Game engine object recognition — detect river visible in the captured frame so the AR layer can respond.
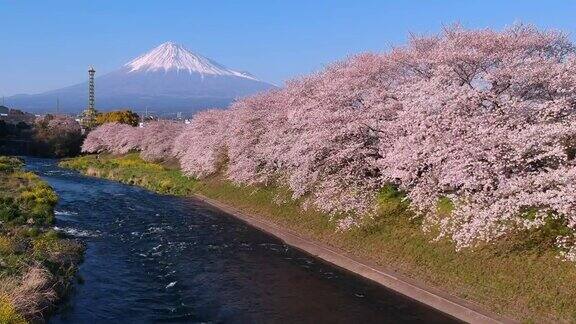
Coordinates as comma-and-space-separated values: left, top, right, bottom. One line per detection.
25, 158, 458, 323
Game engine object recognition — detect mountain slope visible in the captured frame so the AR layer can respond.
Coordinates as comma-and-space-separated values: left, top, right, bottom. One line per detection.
7, 42, 275, 115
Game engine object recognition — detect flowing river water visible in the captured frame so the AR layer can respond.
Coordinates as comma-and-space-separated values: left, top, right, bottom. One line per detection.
25, 158, 459, 323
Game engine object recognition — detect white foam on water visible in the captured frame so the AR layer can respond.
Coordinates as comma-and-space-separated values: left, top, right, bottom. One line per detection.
55, 210, 78, 216
165, 281, 177, 289
54, 226, 100, 238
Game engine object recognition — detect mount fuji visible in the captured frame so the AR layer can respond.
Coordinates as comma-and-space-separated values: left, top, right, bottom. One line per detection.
7, 42, 275, 115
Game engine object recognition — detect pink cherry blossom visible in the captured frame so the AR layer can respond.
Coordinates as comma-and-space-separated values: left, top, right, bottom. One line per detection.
173, 109, 230, 177
82, 122, 142, 154
139, 121, 184, 162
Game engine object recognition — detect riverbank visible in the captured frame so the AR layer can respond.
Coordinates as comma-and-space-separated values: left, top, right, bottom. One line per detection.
60, 154, 576, 323
0, 156, 84, 323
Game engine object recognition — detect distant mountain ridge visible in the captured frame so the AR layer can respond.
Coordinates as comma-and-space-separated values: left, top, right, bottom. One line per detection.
6, 42, 275, 115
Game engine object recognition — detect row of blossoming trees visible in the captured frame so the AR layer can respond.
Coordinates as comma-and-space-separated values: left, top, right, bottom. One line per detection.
83, 25, 576, 259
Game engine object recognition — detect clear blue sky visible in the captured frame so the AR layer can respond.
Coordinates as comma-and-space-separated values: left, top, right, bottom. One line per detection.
2, 0, 576, 96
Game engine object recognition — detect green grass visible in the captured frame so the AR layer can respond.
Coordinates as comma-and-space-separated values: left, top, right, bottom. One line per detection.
60, 154, 197, 196
0, 156, 84, 323
61, 153, 576, 323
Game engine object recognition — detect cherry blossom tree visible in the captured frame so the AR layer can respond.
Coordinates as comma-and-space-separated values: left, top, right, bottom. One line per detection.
82, 122, 142, 154
81, 123, 109, 153
173, 109, 230, 177
34, 114, 83, 157
139, 121, 184, 162
378, 25, 576, 248
226, 89, 291, 185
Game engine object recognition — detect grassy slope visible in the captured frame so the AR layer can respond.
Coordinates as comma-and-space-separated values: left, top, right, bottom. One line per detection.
0, 156, 84, 323
60, 154, 576, 323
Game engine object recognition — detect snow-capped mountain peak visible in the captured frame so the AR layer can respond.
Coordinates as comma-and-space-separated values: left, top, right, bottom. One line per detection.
124, 42, 257, 80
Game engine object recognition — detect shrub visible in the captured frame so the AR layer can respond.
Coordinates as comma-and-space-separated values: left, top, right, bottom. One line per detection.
0, 157, 23, 172
96, 110, 140, 126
